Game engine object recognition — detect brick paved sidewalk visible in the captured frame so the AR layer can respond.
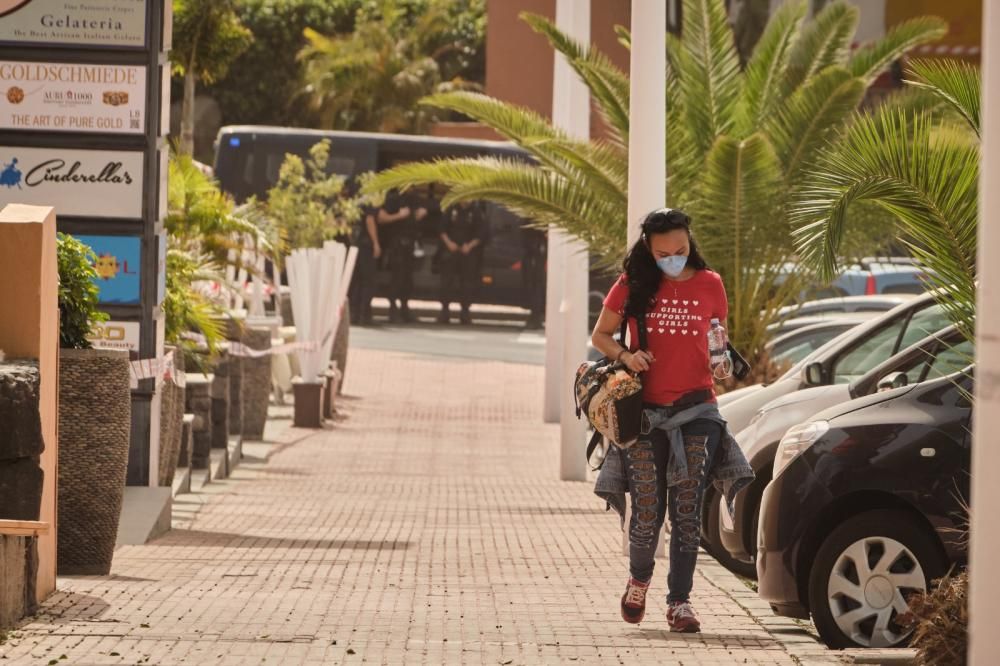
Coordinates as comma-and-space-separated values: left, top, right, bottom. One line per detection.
2, 348, 849, 665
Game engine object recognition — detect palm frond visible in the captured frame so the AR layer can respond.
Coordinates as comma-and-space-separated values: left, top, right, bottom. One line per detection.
418, 91, 629, 203
768, 66, 865, 181
791, 109, 978, 337
363, 156, 627, 269
784, 1, 859, 94
418, 91, 575, 171
848, 16, 947, 84
615, 24, 631, 51
522, 13, 631, 146
737, 0, 807, 134
677, 0, 742, 155
694, 133, 786, 347
906, 58, 982, 136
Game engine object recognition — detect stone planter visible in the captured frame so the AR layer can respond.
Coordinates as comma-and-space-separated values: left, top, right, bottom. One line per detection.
184, 374, 213, 469
157, 347, 185, 487
0, 361, 43, 521
240, 326, 272, 440
330, 302, 350, 396
322, 369, 339, 421
57, 348, 130, 575
222, 316, 245, 438
210, 346, 231, 449
292, 379, 324, 428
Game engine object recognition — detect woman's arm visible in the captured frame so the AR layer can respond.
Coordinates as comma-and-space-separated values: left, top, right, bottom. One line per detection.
591, 307, 653, 372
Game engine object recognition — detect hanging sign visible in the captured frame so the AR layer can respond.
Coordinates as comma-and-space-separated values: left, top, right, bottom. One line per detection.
0, 60, 146, 134
0, 0, 148, 49
75, 234, 142, 305
0, 146, 144, 218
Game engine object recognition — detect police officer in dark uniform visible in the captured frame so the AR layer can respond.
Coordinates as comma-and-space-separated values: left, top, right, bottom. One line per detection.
438, 200, 488, 325
377, 189, 428, 323
348, 200, 381, 326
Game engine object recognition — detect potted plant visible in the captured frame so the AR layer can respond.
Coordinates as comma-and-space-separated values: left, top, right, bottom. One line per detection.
56, 233, 132, 575
264, 141, 359, 425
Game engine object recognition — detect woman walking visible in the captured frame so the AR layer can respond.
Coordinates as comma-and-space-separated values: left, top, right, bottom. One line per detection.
591, 208, 753, 633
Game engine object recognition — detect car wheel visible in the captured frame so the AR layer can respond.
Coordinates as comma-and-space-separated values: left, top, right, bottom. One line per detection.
807, 509, 945, 649
701, 487, 757, 579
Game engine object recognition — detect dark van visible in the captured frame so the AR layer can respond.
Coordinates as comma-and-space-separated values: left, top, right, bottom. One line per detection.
214, 125, 605, 317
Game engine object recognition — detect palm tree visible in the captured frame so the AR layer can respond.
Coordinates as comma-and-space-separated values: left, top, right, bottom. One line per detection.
791, 58, 980, 340
298, 0, 485, 133
365, 0, 946, 366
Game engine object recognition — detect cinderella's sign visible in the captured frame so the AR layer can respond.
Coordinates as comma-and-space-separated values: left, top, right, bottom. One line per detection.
0, 0, 147, 48
0, 146, 144, 218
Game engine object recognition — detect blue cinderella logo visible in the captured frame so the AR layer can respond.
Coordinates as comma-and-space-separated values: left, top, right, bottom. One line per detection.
0, 157, 21, 189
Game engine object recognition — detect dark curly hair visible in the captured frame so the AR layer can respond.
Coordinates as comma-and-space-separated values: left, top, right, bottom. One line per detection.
623, 208, 709, 317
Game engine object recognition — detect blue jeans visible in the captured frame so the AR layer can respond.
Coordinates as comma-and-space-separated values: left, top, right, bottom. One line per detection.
621, 416, 721, 603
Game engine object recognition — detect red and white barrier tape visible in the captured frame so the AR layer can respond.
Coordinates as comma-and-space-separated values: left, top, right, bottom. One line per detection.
129, 350, 186, 388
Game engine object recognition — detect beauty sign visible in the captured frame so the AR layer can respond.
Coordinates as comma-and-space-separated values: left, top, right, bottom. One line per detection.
75, 234, 141, 305
0, 60, 146, 134
87, 320, 140, 353
0, 0, 147, 49
0, 146, 144, 218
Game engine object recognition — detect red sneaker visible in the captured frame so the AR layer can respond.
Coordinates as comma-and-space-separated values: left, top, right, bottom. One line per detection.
620, 577, 649, 624
667, 601, 701, 633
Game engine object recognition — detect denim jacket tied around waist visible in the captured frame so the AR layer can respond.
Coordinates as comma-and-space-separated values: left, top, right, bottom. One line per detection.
594, 400, 754, 528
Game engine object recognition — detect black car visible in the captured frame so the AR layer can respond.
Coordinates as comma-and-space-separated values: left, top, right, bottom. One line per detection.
757, 368, 972, 649
716, 325, 971, 578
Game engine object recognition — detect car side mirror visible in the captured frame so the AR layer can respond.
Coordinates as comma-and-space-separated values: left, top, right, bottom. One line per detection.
804, 362, 824, 387
877, 371, 908, 392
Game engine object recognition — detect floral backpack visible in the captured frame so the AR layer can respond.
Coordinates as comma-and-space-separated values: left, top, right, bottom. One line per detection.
574, 312, 647, 468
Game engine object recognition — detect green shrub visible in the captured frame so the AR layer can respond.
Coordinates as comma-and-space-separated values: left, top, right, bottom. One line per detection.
56, 233, 108, 350
204, 0, 362, 127
265, 139, 358, 248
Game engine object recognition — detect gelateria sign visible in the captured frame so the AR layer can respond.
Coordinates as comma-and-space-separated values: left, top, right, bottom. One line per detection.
0, 146, 144, 218
0, 61, 146, 133
0, 0, 147, 48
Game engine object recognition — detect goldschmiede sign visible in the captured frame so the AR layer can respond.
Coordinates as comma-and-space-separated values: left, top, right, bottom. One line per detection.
0, 0, 147, 48
0, 61, 146, 133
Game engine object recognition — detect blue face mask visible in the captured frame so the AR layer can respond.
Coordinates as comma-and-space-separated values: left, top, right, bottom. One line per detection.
656, 255, 688, 277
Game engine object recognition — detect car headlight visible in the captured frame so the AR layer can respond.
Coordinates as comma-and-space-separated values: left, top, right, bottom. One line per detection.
773, 421, 829, 477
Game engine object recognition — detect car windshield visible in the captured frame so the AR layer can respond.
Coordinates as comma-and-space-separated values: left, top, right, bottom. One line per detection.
831, 303, 949, 384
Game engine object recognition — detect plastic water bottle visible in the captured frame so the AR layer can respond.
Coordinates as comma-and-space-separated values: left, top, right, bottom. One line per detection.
708, 318, 728, 366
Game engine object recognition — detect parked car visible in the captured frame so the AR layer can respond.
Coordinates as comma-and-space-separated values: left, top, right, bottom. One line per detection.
828, 261, 930, 297
766, 315, 875, 367
756, 368, 972, 649
767, 311, 878, 336
775, 259, 930, 300
700, 293, 953, 568
721, 292, 952, 436
716, 325, 971, 579
775, 294, 916, 320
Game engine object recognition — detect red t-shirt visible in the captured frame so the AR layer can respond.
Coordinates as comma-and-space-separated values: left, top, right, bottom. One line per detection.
603, 270, 729, 405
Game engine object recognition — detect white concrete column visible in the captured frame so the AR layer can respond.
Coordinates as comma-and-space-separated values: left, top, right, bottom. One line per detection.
550, 0, 591, 481
543, 229, 565, 423
969, 2, 1000, 662
626, 0, 667, 249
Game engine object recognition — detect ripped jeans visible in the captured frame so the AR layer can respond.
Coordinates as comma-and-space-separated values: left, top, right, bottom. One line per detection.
622, 415, 721, 603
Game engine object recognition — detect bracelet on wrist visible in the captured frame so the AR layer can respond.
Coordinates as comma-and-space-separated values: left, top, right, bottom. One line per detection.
615, 349, 629, 363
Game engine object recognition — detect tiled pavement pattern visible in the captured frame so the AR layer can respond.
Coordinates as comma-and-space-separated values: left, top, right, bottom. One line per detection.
2, 349, 881, 665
